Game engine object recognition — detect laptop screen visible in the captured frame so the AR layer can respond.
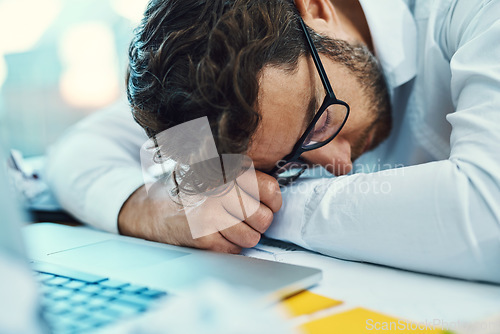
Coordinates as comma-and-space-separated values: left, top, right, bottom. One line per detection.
0, 144, 27, 259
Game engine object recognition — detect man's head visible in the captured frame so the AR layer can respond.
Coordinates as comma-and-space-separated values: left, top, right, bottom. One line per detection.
127, 0, 391, 177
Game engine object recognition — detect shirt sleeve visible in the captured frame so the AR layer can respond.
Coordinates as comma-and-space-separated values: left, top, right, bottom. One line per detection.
266, 0, 500, 284
45, 100, 150, 233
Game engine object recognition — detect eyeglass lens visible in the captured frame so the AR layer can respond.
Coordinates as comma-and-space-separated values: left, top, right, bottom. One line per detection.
302, 103, 348, 148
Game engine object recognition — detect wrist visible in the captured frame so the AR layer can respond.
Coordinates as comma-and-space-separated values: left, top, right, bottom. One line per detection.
118, 185, 148, 237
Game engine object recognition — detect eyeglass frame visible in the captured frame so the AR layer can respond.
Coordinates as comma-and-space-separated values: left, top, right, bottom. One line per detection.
268, 16, 350, 186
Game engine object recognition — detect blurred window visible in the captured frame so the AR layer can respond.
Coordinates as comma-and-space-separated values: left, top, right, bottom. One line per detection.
0, 0, 149, 156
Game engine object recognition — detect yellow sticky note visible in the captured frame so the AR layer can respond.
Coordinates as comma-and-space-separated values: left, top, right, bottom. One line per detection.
301, 308, 448, 334
282, 291, 342, 317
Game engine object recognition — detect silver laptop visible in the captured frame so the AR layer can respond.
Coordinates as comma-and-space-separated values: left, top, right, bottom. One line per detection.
0, 147, 321, 333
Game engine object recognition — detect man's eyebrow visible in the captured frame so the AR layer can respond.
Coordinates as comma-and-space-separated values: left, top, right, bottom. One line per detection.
305, 93, 319, 127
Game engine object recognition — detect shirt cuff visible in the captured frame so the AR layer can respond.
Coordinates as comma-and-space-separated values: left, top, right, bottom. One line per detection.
265, 177, 325, 248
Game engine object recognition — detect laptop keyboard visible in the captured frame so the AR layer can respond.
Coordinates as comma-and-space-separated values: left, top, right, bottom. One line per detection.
32, 261, 168, 334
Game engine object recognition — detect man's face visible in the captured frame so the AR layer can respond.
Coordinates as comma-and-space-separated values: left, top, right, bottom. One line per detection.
249, 49, 390, 176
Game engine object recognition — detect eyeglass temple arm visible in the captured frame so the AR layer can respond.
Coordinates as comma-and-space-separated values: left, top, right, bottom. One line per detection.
298, 17, 336, 98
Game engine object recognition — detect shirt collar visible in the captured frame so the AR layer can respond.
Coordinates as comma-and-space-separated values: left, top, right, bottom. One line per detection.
359, 0, 417, 89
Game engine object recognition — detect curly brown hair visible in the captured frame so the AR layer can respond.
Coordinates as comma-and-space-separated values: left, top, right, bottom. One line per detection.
127, 0, 308, 158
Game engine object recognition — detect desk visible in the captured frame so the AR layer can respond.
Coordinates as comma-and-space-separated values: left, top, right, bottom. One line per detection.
26, 222, 500, 333
245, 239, 500, 331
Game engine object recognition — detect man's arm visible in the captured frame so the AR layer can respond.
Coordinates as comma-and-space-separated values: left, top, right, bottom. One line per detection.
266, 1, 500, 284
118, 171, 281, 253
268, 161, 500, 283
46, 100, 149, 233
46, 100, 281, 251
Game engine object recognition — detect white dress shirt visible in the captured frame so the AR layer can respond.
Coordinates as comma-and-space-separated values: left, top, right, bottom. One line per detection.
46, 0, 500, 283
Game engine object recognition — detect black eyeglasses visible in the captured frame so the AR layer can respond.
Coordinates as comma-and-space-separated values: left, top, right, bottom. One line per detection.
268, 17, 350, 187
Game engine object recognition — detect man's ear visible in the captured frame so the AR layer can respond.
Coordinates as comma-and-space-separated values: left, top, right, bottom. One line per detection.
294, 0, 336, 30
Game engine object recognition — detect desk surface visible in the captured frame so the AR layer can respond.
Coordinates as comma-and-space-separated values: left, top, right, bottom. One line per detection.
30, 222, 500, 331
246, 239, 500, 327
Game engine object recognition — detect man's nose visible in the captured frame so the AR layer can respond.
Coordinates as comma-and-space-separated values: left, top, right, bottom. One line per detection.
302, 138, 352, 176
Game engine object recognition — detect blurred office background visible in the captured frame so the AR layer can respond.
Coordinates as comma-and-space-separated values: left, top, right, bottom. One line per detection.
0, 0, 149, 157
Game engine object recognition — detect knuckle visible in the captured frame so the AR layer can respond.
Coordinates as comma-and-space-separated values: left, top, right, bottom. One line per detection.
263, 179, 280, 197
199, 233, 242, 254
251, 207, 274, 232
216, 241, 242, 254
196, 234, 224, 251
244, 230, 261, 248
262, 209, 274, 229
208, 241, 231, 253
273, 194, 283, 212
260, 181, 281, 212
196, 237, 214, 250
228, 245, 242, 254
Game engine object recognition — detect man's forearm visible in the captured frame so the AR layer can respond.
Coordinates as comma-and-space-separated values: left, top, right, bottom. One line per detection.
268, 161, 500, 284
46, 102, 148, 232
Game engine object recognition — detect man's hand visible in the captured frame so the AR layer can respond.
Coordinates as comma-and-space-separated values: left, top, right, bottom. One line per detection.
118, 171, 282, 254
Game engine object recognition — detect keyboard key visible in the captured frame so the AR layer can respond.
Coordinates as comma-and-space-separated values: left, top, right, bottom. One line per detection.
107, 301, 143, 316
44, 312, 79, 332
39, 284, 58, 296
59, 311, 90, 322
99, 288, 121, 298
50, 287, 74, 300
63, 280, 87, 290
114, 294, 152, 309
32, 261, 107, 284
84, 310, 118, 323
48, 317, 77, 334
80, 284, 102, 294
86, 296, 109, 310
140, 289, 167, 299
44, 300, 73, 315
70, 305, 92, 315
44, 307, 69, 317
45, 277, 71, 286
75, 316, 111, 332
100, 279, 130, 289
122, 284, 147, 294
37, 272, 56, 282
69, 322, 96, 333
68, 292, 92, 305
98, 306, 123, 319
85, 314, 116, 328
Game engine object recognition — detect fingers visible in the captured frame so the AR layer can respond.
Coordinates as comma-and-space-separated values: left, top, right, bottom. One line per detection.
231, 170, 282, 213
198, 186, 271, 247
133, 165, 283, 253
217, 170, 279, 237
118, 181, 265, 255
244, 202, 274, 234
218, 183, 272, 233
196, 233, 242, 254
254, 171, 282, 213
219, 181, 260, 222
219, 222, 261, 248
